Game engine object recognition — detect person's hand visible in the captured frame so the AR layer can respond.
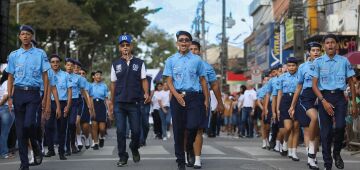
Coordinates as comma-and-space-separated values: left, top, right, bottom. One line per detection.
144, 93, 151, 104
288, 106, 295, 118
272, 112, 276, 122
64, 105, 69, 118
89, 107, 95, 119
108, 112, 114, 121
352, 100, 358, 118
204, 100, 209, 116
162, 108, 168, 114
8, 98, 13, 113
76, 115, 81, 125
56, 106, 61, 119
175, 93, 185, 107
263, 108, 268, 116
250, 109, 255, 116
322, 99, 334, 116
215, 102, 225, 114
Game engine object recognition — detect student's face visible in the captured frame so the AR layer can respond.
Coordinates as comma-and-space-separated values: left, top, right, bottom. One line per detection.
94, 73, 102, 82
19, 31, 32, 46
65, 62, 74, 73
163, 83, 169, 90
50, 58, 61, 71
324, 38, 337, 56
118, 42, 133, 56
286, 63, 298, 74
309, 47, 321, 60
79, 70, 86, 77
176, 35, 191, 54
189, 44, 200, 55
156, 84, 163, 91
73, 64, 80, 74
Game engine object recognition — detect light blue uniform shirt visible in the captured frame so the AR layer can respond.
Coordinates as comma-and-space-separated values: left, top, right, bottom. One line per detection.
89, 82, 109, 100
198, 61, 217, 90
39, 71, 56, 96
257, 87, 266, 100
277, 71, 299, 93
297, 61, 315, 90
49, 69, 72, 101
163, 52, 206, 92
310, 54, 355, 91
69, 73, 89, 99
266, 77, 280, 96
6, 47, 50, 87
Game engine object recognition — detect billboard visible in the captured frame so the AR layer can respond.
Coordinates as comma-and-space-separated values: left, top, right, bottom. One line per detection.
269, 30, 293, 67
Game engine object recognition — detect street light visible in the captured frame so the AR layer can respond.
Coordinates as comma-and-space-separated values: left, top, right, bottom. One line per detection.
16, 0, 35, 47
16, 0, 35, 24
241, 18, 253, 32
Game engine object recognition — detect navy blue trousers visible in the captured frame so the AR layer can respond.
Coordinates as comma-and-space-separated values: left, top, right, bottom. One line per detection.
13, 89, 41, 167
319, 91, 347, 169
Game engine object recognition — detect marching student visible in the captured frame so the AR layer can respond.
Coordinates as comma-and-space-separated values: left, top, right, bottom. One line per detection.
311, 34, 358, 170
276, 57, 300, 160
289, 42, 322, 169
90, 71, 111, 150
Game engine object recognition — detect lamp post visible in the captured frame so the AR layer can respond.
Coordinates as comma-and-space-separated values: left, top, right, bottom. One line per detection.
241, 18, 253, 32
16, 0, 35, 47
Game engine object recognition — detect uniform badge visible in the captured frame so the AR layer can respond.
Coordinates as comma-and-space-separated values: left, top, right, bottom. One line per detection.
310, 65, 315, 71
116, 64, 122, 73
132, 64, 139, 71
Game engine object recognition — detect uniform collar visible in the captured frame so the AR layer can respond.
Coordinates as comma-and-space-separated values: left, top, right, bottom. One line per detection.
19, 46, 35, 54
323, 54, 341, 62
177, 51, 192, 58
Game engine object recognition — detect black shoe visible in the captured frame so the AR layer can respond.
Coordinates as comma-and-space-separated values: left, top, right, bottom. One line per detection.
178, 163, 186, 170
65, 151, 71, 156
44, 150, 55, 157
308, 153, 316, 159
307, 164, 319, 170
186, 151, 195, 167
131, 149, 140, 163
59, 154, 67, 160
85, 145, 90, 149
291, 157, 300, 161
333, 154, 344, 169
93, 144, 99, 150
18, 165, 29, 170
269, 141, 276, 149
280, 150, 288, 156
194, 164, 202, 169
78, 145, 83, 151
32, 144, 43, 165
117, 157, 128, 167
99, 139, 105, 148
72, 146, 80, 154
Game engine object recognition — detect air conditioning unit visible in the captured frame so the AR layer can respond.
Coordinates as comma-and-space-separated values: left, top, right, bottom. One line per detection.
327, 14, 340, 32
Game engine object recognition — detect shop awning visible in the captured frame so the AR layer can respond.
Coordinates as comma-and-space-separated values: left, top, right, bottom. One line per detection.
345, 51, 360, 65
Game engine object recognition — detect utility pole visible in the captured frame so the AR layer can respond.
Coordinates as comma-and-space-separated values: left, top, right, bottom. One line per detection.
290, 0, 305, 63
221, 0, 228, 93
201, 0, 207, 61
0, 0, 10, 63
357, 4, 360, 50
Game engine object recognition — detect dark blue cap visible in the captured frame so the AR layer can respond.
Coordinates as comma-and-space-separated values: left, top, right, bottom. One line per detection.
65, 57, 76, 64
176, 31, 192, 41
73, 59, 82, 67
286, 57, 298, 64
49, 54, 61, 61
270, 63, 282, 71
322, 34, 339, 43
118, 34, 132, 44
20, 25, 34, 34
307, 42, 322, 51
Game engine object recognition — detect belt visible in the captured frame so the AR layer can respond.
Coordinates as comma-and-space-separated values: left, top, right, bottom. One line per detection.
176, 90, 203, 96
283, 93, 294, 96
94, 98, 104, 102
321, 89, 343, 94
14, 85, 40, 91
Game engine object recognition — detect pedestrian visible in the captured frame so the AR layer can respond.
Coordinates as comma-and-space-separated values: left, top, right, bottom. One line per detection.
78, 68, 94, 149
152, 83, 163, 139
163, 31, 209, 170
223, 94, 234, 135
6, 25, 51, 169
110, 34, 150, 167
311, 34, 358, 170
0, 71, 15, 159
239, 80, 257, 138
237, 85, 246, 137
289, 42, 322, 169
189, 40, 224, 168
276, 57, 300, 160
258, 76, 270, 149
64, 58, 92, 152
44, 54, 73, 160
158, 82, 172, 140
89, 70, 111, 150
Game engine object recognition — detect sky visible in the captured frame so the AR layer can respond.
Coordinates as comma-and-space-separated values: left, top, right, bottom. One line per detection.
133, 0, 253, 48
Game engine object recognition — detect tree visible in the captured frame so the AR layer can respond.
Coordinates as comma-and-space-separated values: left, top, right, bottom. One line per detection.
140, 26, 177, 69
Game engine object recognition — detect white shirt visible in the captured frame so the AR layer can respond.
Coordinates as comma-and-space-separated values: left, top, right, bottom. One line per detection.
158, 90, 170, 107
0, 80, 8, 106
152, 90, 161, 110
210, 91, 218, 111
110, 57, 146, 82
237, 94, 244, 109
242, 89, 257, 108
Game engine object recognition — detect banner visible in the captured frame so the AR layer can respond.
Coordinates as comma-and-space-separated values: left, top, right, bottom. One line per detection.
285, 18, 294, 43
